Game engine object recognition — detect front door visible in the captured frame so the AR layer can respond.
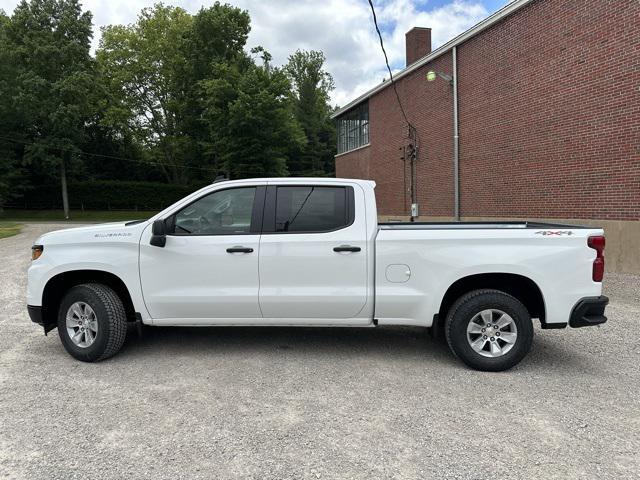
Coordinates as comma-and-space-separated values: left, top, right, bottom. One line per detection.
258, 184, 369, 320
139, 185, 264, 321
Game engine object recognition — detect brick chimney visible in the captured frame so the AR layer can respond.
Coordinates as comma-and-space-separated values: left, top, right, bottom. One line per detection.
405, 27, 431, 67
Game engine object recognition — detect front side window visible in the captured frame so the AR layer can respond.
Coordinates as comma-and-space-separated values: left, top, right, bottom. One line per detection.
172, 187, 256, 235
275, 186, 348, 233
336, 102, 369, 154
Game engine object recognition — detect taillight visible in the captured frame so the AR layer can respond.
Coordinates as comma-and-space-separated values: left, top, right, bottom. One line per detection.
588, 235, 605, 282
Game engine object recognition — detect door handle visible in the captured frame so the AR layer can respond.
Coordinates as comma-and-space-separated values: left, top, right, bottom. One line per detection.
226, 246, 254, 253
333, 245, 361, 253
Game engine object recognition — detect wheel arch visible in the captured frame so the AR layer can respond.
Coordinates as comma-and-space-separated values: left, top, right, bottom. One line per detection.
41, 270, 136, 333
436, 273, 546, 328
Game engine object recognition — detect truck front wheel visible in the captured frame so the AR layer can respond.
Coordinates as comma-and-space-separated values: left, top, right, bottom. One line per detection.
57, 283, 127, 362
445, 289, 534, 371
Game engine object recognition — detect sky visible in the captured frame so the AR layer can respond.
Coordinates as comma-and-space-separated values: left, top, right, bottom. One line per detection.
0, 0, 510, 106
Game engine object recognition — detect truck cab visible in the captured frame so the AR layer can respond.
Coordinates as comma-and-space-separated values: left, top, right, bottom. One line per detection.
139, 179, 376, 325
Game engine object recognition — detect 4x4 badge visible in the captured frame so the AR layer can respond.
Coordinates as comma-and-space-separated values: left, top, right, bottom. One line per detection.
535, 230, 573, 236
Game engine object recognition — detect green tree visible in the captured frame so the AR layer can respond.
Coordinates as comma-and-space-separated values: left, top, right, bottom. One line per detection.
0, 1, 339, 210
201, 49, 305, 178
97, 5, 193, 184
285, 50, 336, 176
97, 3, 253, 184
180, 3, 252, 177
188, 3, 251, 78
0, 10, 23, 206
1, 0, 95, 215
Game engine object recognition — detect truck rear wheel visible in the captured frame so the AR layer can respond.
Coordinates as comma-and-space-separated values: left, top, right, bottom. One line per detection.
445, 289, 533, 371
57, 283, 127, 362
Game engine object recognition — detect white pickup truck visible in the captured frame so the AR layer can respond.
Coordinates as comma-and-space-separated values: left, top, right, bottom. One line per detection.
27, 178, 608, 371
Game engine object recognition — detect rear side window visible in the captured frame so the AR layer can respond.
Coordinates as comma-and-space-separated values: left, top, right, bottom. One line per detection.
274, 186, 351, 233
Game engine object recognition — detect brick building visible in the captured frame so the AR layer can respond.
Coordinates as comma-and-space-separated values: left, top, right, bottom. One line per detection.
332, 0, 639, 273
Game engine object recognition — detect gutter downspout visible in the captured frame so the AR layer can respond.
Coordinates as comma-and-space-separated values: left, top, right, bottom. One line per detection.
453, 46, 460, 221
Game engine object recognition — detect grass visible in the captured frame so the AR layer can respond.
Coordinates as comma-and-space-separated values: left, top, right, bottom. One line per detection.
0, 223, 22, 239
0, 210, 158, 222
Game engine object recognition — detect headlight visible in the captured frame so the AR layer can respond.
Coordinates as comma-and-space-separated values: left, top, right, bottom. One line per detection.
31, 245, 43, 261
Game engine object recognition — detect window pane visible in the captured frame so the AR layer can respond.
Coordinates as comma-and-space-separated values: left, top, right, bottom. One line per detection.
361, 103, 369, 144
174, 187, 256, 235
336, 101, 369, 154
275, 186, 347, 233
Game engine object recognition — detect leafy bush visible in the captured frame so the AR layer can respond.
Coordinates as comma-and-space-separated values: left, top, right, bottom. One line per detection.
17, 181, 204, 210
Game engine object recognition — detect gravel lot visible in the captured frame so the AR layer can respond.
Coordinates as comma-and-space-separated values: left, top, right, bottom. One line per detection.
1, 223, 639, 480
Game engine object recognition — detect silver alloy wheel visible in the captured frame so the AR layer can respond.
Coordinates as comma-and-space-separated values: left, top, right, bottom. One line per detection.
466, 309, 518, 358
65, 302, 98, 348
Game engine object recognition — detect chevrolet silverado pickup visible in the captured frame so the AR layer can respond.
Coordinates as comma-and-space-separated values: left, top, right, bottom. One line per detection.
27, 178, 608, 371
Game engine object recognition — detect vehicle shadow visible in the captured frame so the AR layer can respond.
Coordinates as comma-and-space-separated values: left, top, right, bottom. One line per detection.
114, 324, 594, 372
119, 324, 459, 365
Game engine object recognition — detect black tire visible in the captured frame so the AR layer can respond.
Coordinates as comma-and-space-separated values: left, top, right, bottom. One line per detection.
57, 283, 127, 362
445, 289, 533, 372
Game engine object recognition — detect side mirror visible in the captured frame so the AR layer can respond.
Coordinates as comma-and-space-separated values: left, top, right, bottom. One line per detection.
150, 219, 167, 247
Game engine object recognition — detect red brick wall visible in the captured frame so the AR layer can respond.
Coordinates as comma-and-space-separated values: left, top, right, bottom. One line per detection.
337, 52, 456, 217
336, 0, 640, 221
335, 145, 371, 179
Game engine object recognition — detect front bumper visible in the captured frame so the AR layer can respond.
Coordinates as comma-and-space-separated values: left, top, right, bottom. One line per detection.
27, 305, 43, 326
569, 296, 608, 328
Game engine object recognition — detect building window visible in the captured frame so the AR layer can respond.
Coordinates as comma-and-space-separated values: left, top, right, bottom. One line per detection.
336, 102, 369, 154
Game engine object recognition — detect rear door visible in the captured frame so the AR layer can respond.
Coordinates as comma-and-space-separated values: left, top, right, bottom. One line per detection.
258, 183, 369, 320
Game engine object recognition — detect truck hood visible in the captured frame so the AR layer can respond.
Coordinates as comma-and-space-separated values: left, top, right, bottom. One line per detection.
35, 221, 150, 245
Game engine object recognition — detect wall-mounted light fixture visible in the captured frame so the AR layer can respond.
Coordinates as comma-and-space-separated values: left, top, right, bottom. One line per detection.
426, 70, 453, 85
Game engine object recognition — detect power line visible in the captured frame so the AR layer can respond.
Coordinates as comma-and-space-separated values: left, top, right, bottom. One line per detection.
366, 0, 419, 222
0, 135, 219, 173
366, 0, 413, 132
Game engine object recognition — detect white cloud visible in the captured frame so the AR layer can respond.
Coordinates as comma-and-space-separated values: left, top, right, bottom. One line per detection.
0, 0, 489, 105
234, 0, 489, 106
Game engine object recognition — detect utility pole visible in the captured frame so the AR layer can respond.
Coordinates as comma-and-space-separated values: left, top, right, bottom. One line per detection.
408, 142, 418, 222
401, 128, 419, 222
407, 126, 418, 222
61, 154, 69, 220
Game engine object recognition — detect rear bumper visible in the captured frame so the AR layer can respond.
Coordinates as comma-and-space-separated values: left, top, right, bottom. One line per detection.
27, 305, 43, 326
569, 296, 608, 328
